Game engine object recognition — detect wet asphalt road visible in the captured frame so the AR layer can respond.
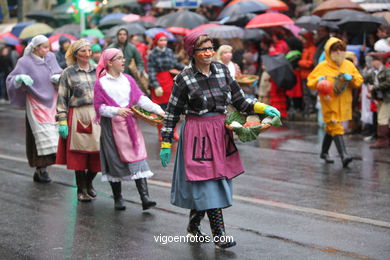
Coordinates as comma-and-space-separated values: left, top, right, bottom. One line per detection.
0, 104, 389, 260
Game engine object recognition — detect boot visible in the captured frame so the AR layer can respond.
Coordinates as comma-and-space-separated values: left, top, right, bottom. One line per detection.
173, 126, 180, 141
157, 124, 163, 142
333, 135, 353, 168
75, 171, 92, 202
320, 134, 334, 163
33, 167, 51, 183
187, 209, 209, 240
109, 181, 126, 210
370, 125, 389, 149
86, 171, 97, 198
135, 178, 156, 210
206, 208, 236, 249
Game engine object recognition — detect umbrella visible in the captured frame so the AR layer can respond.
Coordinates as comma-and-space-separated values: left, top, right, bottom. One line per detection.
373, 11, 390, 24
25, 10, 55, 22
217, 1, 269, 20
105, 0, 138, 8
48, 33, 77, 52
359, 0, 390, 13
145, 28, 176, 42
140, 16, 156, 24
81, 28, 105, 38
99, 13, 126, 25
52, 24, 81, 37
312, 0, 364, 17
11, 21, 35, 37
122, 14, 140, 23
203, 25, 245, 39
156, 11, 208, 29
322, 9, 366, 21
166, 27, 191, 36
243, 28, 268, 40
294, 15, 321, 31
245, 12, 293, 29
227, 0, 288, 11
0, 35, 20, 46
222, 13, 257, 27
283, 24, 301, 38
19, 23, 54, 40
108, 23, 146, 38
201, 0, 224, 6
98, 19, 127, 30
337, 13, 387, 34
155, 0, 173, 8
189, 23, 219, 34
261, 54, 296, 90
134, 20, 155, 29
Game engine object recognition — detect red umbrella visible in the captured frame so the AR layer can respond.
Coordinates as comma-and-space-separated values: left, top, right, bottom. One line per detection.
188, 24, 219, 34
227, 0, 288, 11
166, 27, 191, 36
245, 12, 293, 29
140, 16, 156, 24
49, 33, 77, 52
312, 0, 364, 17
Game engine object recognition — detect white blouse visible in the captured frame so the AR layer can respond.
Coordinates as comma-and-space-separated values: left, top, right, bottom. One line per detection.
99, 73, 164, 118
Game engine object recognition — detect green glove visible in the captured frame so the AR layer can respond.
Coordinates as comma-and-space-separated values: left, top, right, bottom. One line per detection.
160, 148, 171, 168
15, 74, 34, 87
59, 125, 68, 139
264, 105, 281, 118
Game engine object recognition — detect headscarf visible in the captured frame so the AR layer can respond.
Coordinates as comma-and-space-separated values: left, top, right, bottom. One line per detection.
23, 35, 49, 56
65, 39, 91, 66
184, 31, 207, 57
153, 32, 167, 47
96, 48, 120, 78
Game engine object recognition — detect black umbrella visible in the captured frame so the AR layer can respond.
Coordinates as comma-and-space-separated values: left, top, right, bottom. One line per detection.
243, 28, 268, 40
322, 9, 366, 21
98, 19, 127, 30
217, 1, 269, 20
52, 24, 81, 38
295, 15, 321, 31
261, 54, 296, 90
223, 13, 256, 27
26, 10, 55, 21
337, 13, 388, 33
156, 11, 208, 29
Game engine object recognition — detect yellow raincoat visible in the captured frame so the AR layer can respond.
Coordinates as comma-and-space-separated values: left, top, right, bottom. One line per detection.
307, 37, 363, 127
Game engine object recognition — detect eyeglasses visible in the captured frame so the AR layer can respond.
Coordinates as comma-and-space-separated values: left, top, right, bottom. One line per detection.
194, 47, 214, 53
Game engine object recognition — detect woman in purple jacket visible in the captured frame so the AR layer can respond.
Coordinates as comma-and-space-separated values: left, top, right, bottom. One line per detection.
6, 35, 62, 183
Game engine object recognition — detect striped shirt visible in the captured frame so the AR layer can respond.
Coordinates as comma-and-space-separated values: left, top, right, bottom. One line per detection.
161, 61, 255, 143
56, 63, 97, 121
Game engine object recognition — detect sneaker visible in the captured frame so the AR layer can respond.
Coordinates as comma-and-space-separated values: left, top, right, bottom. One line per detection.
215, 240, 237, 250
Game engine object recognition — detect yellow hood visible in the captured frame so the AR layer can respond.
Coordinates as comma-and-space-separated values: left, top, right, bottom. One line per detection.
324, 37, 343, 67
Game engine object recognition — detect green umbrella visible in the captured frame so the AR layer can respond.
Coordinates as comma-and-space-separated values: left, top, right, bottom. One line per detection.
19, 23, 54, 39
81, 28, 105, 38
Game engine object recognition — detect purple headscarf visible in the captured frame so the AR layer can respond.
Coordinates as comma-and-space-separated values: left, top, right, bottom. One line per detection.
183, 31, 208, 57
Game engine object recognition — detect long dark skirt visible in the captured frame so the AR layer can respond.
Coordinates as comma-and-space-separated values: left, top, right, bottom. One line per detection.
26, 117, 56, 168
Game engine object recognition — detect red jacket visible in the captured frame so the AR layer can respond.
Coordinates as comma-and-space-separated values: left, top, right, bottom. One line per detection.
298, 41, 316, 79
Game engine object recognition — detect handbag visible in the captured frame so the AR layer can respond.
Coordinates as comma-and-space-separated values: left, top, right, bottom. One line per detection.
129, 59, 150, 95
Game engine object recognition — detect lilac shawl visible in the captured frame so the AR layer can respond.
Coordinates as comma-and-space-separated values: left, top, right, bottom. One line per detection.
6, 52, 63, 108
94, 73, 144, 152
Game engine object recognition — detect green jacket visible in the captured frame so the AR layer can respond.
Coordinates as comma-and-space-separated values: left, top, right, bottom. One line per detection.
107, 42, 144, 76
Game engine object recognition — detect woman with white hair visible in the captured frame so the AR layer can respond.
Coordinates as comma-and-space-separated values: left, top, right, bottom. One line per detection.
6, 35, 62, 183
56, 39, 101, 202
215, 44, 241, 80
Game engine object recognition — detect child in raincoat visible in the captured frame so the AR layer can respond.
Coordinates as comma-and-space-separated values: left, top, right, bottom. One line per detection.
307, 37, 363, 168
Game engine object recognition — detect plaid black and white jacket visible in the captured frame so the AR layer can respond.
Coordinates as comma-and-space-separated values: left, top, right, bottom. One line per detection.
161, 61, 255, 143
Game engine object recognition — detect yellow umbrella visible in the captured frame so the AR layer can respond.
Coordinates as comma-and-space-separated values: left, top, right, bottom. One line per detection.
19, 23, 54, 39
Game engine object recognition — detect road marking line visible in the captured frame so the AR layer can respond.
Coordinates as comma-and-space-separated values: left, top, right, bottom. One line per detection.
1, 153, 389, 229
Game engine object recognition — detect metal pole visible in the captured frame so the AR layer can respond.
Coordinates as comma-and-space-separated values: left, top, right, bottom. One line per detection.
17, 0, 22, 22
80, 9, 86, 32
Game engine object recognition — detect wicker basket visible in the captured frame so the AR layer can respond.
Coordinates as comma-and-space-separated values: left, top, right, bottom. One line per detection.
236, 74, 259, 85
131, 106, 163, 126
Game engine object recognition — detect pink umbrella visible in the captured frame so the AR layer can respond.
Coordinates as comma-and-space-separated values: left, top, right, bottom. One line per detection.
140, 16, 156, 24
166, 27, 191, 36
122, 14, 140, 23
282, 24, 301, 38
245, 12, 293, 29
189, 23, 220, 34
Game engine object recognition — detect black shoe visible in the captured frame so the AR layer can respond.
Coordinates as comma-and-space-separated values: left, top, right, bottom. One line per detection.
33, 170, 51, 183
135, 178, 156, 210
320, 153, 334, 163
86, 171, 97, 198
114, 197, 126, 211
75, 171, 92, 202
334, 135, 353, 168
109, 181, 126, 210
320, 134, 334, 163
